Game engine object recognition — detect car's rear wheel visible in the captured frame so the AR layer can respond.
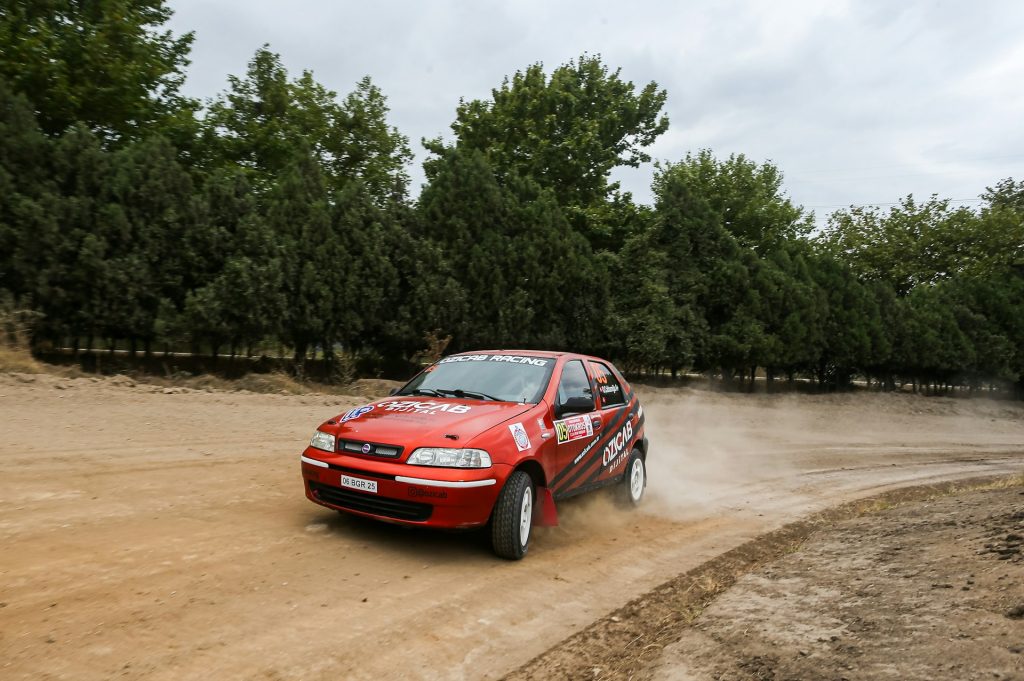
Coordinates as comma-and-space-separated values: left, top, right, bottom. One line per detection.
620, 450, 646, 506
491, 471, 534, 560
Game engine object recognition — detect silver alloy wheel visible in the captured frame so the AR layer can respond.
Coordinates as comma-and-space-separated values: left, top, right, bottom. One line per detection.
629, 457, 645, 502
520, 486, 533, 545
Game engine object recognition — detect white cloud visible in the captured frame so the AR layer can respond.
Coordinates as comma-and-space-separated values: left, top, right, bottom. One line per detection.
167, 0, 1024, 218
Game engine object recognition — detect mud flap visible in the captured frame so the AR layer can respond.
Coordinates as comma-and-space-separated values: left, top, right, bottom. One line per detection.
534, 486, 559, 526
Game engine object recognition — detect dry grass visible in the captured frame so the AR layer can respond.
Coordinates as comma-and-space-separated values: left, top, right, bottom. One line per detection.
0, 345, 48, 373
0, 304, 49, 373
839, 473, 1024, 520
130, 370, 374, 397
171, 371, 313, 395
853, 497, 901, 515
851, 474, 1024, 517
0, 301, 397, 398
0, 350, 400, 399
973, 472, 1024, 489
154, 372, 400, 398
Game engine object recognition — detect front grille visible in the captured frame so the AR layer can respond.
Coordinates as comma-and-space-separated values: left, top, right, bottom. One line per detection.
338, 439, 402, 458
310, 481, 432, 521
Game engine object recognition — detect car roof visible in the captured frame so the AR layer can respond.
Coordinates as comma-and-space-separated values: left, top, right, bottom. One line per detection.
452, 349, 605, 362
468, 349, 566, 356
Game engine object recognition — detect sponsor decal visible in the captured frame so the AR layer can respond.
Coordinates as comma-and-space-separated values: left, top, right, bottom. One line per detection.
438, 354, 490, 364
599, 384, 620, 395
437, 354, 550, 367
602, 421, 634, 471
377, 400, 472, 415
488, 355, 549, 367
508, 422, 531, 452
572, 434, 602, 465
408, 487, 448, 499
554, 414, 594, 444
340, 405, 374, 422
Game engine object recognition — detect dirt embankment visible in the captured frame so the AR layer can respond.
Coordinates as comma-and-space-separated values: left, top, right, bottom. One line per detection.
655, 482, 1024, 681
0, 373, 1022, 680
509, 478, 1024, 680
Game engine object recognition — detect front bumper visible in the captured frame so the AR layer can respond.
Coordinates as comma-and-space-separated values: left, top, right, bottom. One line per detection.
300, 448, 509, 529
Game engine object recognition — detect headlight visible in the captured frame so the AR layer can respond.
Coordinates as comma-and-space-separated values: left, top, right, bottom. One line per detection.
309, 430, 336, 452
406, 447, 492, 468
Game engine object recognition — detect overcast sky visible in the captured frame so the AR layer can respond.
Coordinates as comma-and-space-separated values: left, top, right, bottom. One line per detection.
166, 0, 1024, 224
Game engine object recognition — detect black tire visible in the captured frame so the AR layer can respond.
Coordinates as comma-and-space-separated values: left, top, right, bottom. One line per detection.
491, 471, 534, 560
619, 450, 646, 506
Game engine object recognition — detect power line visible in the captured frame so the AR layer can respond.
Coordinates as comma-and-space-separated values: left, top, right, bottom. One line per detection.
803, 198, 985, 209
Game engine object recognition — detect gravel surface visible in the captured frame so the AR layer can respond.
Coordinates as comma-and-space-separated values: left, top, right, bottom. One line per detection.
1, 373, 1022, 680
654, 484, 1024, 681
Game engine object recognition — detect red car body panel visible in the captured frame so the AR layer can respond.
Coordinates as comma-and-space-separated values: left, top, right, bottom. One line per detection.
301, 351, 647, 529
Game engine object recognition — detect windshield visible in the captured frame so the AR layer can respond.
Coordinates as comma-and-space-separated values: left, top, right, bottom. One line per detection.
398, 354, 556, 404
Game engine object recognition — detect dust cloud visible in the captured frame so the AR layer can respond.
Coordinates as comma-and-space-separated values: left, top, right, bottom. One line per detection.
636, 387, 1024, 520
639, 390, 802, 518
552, 390, 811, 531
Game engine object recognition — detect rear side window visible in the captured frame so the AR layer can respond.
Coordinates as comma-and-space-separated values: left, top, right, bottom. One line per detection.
589, 361, 625, 408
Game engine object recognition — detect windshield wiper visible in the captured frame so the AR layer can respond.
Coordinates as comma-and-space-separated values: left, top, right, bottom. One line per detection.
410, 388, 445, 397
449, 389, 504, 402
413, 387, 504, 401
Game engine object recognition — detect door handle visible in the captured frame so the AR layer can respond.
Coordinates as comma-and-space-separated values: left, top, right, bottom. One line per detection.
591, 416, 602, 431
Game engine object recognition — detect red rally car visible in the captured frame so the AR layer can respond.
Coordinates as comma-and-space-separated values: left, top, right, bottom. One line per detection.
300, 350, 648, 559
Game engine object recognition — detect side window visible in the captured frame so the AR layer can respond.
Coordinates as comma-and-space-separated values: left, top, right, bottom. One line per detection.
590, 361, 625, 408
556, 360, 593, 408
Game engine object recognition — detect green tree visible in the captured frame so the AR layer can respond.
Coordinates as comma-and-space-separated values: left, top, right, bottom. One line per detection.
0, 0, 195, 143
609, 216, 673, 373
982, 177, 1024, 213
416, 146, 609, 352
203, 46, 411, 201
101, 134, 197, 352
755, 244, 828, 386
661, 150, 810, 254
0, 78, 59, 303
818, 194, 1022, 295
35, 125, 116, 347
504, 174, 610, 352
415, 147, 509, 349
893, 285, 974, 393
808, 254, 887, 389
263, 146, 334, 366
939, 268, 1024, 392
976, 178, 1024, 275
325, 178, 402, 355
637, 164, 722, 375
425, 55, 667, 249
181, 168, 285, 356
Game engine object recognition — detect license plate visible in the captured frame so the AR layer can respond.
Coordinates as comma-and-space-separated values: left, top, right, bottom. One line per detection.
340, 474, 377, 494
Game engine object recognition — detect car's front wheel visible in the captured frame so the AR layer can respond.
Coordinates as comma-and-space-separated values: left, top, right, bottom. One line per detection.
491, 471, 534, 560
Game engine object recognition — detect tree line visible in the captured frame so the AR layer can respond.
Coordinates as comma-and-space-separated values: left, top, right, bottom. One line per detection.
1, 1, 1022, 395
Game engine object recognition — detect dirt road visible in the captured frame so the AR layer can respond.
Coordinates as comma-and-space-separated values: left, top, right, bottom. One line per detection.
1, 374, 1022, 680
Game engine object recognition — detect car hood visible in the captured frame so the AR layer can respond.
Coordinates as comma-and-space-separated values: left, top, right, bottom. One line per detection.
328, 397, 533, 447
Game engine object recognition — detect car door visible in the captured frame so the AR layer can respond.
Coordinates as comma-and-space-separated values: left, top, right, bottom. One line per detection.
550, 359, 602, 497
586, 360, 632, 483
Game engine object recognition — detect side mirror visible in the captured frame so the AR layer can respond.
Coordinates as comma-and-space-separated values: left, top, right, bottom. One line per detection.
556, 395, 595, 418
